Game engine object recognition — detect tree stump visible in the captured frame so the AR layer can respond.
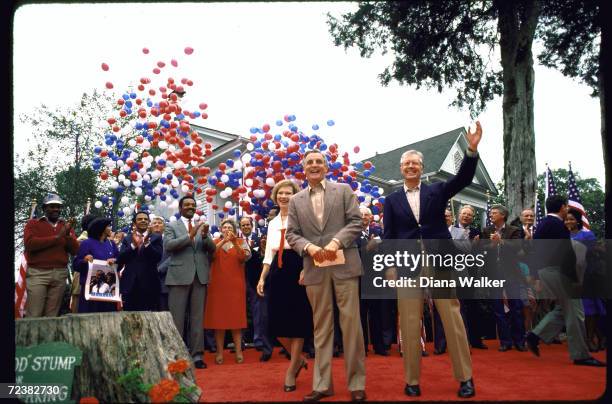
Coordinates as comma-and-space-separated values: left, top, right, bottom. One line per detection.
15, 311, 202, 402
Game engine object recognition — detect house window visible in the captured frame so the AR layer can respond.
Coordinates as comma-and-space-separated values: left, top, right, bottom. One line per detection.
453, 150, 463, 173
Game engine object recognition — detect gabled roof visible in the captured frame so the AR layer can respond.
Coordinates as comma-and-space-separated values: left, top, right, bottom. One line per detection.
362, 127, 464, 182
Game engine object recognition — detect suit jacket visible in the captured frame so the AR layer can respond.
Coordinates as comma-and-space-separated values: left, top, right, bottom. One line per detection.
533, 215, 577, 281
481, 224, 523, 281
286, 181, 362, 285
244, 233, 264, 289
157, 246, 171, 294
383, 154, 479, 240
163, 219, 216, 285
117, 233, 163, 295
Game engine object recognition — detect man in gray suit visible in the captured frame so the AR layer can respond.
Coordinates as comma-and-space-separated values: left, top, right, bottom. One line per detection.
164, 196, 216, 369
286, 150, 366, 402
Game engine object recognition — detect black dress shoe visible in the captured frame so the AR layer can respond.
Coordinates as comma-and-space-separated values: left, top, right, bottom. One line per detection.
471, 341, 488, 349
574, 357, 606, 367
421, 350, 429, 357
308, 351, 315, 359
303, 390, 333, 402
260, 353, 272, 362
404, 384, 421, 397
458, 378, 475, 398
525, 332, 540, 357
194, 360, 207, 369
514, 344, 527, 352
350, 390, 366, 402
374, 349, 389, 356
498, 345, 512, 352
433, 348, 446, 355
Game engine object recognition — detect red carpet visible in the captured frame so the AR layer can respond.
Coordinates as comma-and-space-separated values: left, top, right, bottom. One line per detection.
196, 342, 607, 402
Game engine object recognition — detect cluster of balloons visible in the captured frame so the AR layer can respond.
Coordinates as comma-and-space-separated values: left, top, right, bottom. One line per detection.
91, 46, 383, 229
93, 46, 213, 222
201, 114, 384, 227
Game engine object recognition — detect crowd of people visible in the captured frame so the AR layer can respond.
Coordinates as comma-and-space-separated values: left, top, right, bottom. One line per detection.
22, 122, 606, 401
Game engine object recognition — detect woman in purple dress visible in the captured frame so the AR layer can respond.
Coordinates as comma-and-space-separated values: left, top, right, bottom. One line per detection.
565, 208, 606, 352
74, 217, 119, 313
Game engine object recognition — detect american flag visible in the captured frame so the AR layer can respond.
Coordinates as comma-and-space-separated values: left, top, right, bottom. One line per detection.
534, 193, 545, 227
485, 193, 492, 227
14, 255, 28, 318
15, 200, 37, 318
567, 162, 590, 229
545, 165, 557, 199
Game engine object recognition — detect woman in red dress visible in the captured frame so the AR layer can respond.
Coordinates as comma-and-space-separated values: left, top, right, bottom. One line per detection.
204, 218, 251, 364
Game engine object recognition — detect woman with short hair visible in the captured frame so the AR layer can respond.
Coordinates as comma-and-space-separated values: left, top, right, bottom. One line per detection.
204, 218, 251, 364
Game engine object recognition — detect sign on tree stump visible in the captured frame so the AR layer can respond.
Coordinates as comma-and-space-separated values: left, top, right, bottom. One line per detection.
16, 311, 201, 402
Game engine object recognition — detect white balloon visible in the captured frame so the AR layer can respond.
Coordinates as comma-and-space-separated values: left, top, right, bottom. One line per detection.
233, 161, 243, 170
213, 231, 221, 238
175, 161, 185, 169
158, 141, 168, 149
245, 179, 253, 187
268, 143, 276, 151
123, 179, 132, 187
118, 174, 126, 182
220, 174, 229, 183
128, 139, 137, 147
154, 187, 161, 195
122, 206, 132, 215
171, 179, 179, 188
117, 160, 125, 167
143, 174, 151, 181
168, 145, 176, 152
224, 187, 232, 194
258, 219, 265, 227
144, 195, 152, 201
265, 178, 275, 187
193, 214, 200, 222
130, 152, 138, 159
181, 185, 189, 193
224, 201, 232, 209
246, 143, 254, 151
159, 201, 167, 208
151, 170, 161, 180
169, 216, 177, 222
170, 200, 179, 209
121, 196, 129, 205
373, 214, 380, 222
94, 201, 103, 209
241, 153, 252, 163
110, 181, 119, 190
135, 187, 143, 196
378, 189, 384, 195
142, 140, 151, 150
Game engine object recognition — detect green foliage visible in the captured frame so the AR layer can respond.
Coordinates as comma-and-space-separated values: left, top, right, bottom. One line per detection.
537, 0, 600, 96
116, 360, 151, 402
14, 91, 115, 252
536, 168, 604, 238
327, 0, 600, 112
327, 1, 501, 117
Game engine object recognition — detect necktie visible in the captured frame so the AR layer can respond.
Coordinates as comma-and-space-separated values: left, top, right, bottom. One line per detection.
277, 228, 285, 269
188, 219, 194, 240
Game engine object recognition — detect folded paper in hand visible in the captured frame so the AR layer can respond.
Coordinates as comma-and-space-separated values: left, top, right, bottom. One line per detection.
314, 250, 345, 267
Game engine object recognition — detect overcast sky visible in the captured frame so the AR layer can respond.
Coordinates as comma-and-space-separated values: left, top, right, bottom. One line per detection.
13, 2, 605, 188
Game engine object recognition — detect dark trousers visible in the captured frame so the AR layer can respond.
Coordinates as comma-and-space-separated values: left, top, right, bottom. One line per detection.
123, 288, 160, 311
491, 283, 525, 347
247, 284, 272, 354
360, 298, 394, 352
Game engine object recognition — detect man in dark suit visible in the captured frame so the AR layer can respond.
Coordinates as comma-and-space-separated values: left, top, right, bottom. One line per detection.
117, 211, 163, 312
357, 206, 393, 357
481, 204, 526, 352
240, 216, 272, 362
383, 122, 482, 398
525, 195, 605, 367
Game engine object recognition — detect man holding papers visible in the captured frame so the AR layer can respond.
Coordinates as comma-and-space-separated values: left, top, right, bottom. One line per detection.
286, 150, 366, 402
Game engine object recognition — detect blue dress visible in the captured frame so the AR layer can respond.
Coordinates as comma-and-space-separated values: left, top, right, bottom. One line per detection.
74, 237, 119, 313
572, 230, 606, 316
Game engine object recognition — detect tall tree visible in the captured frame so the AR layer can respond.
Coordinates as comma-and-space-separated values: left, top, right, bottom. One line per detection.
327, 1, 599, 220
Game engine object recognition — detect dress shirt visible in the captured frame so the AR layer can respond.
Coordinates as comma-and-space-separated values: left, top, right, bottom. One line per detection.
403, 182, 421, 223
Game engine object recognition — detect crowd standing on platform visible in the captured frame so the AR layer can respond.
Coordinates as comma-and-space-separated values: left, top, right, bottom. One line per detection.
22, 129, 607, 401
